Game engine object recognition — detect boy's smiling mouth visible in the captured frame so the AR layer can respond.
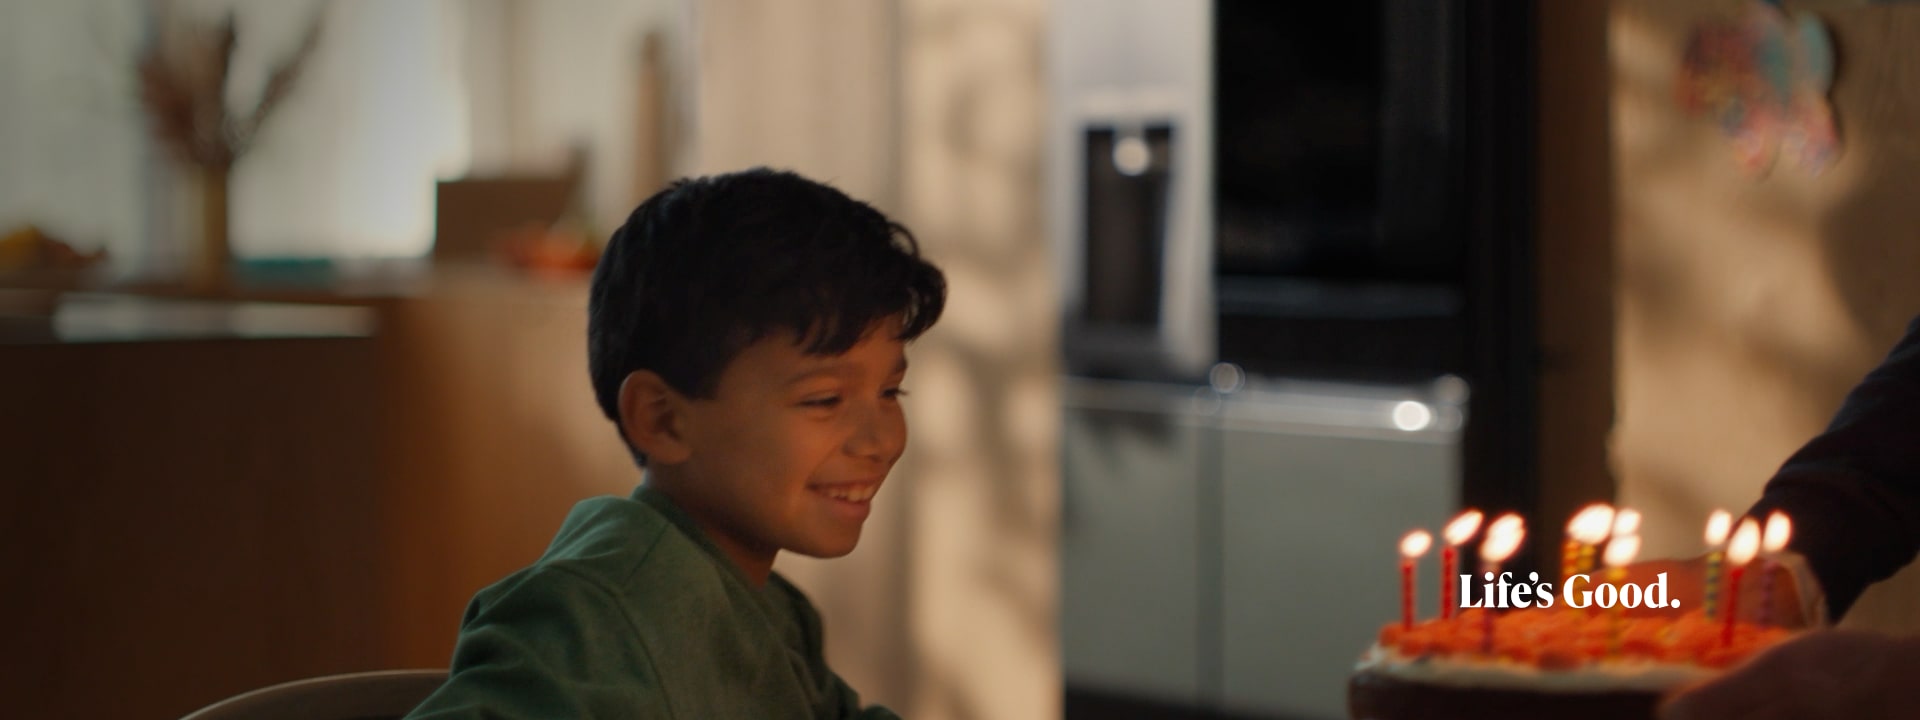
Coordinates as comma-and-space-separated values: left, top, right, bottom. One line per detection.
808, 482, 881, 503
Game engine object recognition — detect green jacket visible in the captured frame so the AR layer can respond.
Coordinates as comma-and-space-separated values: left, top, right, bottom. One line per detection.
406, 486, 899, 719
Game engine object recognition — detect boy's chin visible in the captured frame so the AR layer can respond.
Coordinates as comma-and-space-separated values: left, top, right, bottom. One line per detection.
788, 533, 863, 560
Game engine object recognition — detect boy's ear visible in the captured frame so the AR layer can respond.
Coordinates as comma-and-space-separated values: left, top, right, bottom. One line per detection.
618, 370, 693, 465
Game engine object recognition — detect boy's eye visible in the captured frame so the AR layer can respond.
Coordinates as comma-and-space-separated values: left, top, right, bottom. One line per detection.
883, 387, 909, 401
799, 395, 842, 409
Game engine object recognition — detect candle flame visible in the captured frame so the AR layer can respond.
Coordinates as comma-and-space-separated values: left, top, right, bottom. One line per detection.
1444, 510, 1484, 546
1567, 503, 1616, 545
1705, 509, 1732, 546
1727, 518, 1761, 566
1480, 513, 1526, 563
1763, 512, 1791, 553
1401, 530, 1433, 558
1489, 512, 1524, 538
1612, 508, 1642, 537
1603, 534, 1641, 568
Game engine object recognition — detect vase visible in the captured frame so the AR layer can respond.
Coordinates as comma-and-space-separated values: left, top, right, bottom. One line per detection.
190, 164, 232, 292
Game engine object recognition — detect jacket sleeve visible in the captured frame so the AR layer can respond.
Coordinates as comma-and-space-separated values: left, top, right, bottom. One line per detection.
769, 577, 902, 719
1747, 315, 1920, 622
837, 677, 903, 720
405, 567, 675, 719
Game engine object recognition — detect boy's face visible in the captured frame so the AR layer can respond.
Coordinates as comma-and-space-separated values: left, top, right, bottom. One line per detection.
668, 318, 910, 576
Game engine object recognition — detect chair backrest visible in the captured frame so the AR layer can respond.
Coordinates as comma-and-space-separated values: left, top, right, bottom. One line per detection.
179, 669, 448, 720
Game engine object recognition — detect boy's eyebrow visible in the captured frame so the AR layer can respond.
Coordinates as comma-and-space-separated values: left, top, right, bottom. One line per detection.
783, 356, 910, 385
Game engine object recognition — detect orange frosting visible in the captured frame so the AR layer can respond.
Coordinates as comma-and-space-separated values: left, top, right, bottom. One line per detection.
1378, 608, 1794, 669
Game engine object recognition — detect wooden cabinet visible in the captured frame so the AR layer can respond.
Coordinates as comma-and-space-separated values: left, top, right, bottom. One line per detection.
0, 271, 637, 718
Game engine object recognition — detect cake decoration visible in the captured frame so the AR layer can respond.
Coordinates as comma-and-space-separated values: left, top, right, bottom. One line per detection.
1351, 504, 1803, 720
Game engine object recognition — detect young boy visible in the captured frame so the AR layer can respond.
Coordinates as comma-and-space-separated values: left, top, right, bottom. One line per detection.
405, 168, 946, 719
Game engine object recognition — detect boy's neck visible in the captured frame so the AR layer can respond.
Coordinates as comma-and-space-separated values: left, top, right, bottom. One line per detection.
640, 476, 777, 586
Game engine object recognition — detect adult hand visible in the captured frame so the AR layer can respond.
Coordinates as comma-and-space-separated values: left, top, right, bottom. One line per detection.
1659, 629, 1920, 720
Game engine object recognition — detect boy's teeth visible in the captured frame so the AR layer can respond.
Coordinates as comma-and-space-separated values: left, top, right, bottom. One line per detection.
816, 484, 877, 502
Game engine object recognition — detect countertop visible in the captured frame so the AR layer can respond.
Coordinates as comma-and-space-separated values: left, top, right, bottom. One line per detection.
0, 291, 378, 345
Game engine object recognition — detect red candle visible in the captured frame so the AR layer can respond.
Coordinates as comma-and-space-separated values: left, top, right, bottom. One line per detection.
1722, 564, 1746, 646
1721, 518, 1761, 647
1401, 558, 1416, 629
1400, 530, 1433, 630
1441, 510, 1483, 620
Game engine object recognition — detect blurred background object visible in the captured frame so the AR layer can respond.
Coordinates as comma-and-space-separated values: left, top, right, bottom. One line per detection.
433, 146, 600, 277
1048, 1, 1532, 716
7, 1, 1920, 719
0, 224, 107, 334
0, 224, 107, 285
136, 3, 323, 290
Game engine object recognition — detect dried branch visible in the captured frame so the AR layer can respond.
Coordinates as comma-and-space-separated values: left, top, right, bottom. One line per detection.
135, 7, 323, 171
233, 14, 322, 159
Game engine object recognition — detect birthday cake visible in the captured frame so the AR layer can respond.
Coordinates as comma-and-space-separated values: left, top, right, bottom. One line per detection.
1350, 506, 1799, 719
1348, 608, 1793, 720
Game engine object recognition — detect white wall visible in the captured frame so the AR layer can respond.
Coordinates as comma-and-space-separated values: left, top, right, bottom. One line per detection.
168, 0, 470, 259
1, 0, 692, 266
468, 0, 689, 234
0, 0, 468, 266
0, 1, 149, 265
691, 0, 899, 208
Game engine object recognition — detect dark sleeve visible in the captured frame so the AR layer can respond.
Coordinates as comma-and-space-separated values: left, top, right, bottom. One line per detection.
404, 568, 673, 719
1747, 315, 1920, 621
770, 578, 902, 720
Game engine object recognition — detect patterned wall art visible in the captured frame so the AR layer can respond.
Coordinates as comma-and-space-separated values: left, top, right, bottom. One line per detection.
1676, 0, 1841, 176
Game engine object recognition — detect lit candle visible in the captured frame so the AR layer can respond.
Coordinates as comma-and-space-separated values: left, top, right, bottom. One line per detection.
1569, 504, 1616, 576
1441, 510, 1482, 619
1759, 512, 1792, 626
1722, 518, 1761, 647
1703, 509, 1732, 619
1480, 513, 1526, 655
1603, 534, 1641, 656
1612, 508, 1642, 538
1400, 530, 1433, 630
1570, 504, 1615, 575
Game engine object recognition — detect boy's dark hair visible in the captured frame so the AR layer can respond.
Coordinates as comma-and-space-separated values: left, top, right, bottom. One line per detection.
588, 168, 947, 464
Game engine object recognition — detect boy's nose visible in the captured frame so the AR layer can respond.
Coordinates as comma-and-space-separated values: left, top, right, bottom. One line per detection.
844, 401, 906, 463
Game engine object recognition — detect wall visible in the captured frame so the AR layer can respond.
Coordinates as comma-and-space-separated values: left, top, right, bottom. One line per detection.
694, 1, 1059, 718
463, 0, 689, 231
169, 0, 470, 259
0, 1, 149, 264
691, 0, 900, 208
0, 0, 470, 267
1611, 0, 1920, 630
1, 0, 686, 267
892, 2, 1057, 715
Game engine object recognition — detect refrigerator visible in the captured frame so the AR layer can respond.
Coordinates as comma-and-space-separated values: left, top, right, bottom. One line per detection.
1061, 374, 1464, 718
